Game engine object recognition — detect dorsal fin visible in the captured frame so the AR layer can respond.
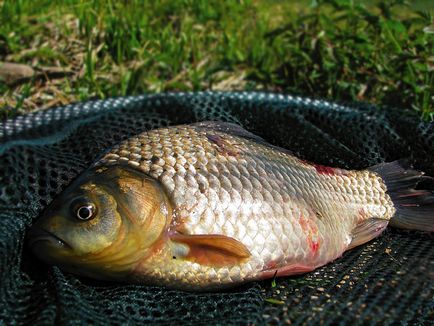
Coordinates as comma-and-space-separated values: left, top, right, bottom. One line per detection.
191, 121, 295, 155
192, 121, 265, 142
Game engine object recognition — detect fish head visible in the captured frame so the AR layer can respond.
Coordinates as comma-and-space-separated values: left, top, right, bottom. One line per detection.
28, 165, 171, 281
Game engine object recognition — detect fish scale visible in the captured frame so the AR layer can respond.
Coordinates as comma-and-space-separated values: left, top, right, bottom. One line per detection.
96, 123, 395, 289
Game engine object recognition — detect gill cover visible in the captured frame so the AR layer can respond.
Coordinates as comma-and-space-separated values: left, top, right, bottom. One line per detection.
29, 165, 171, 280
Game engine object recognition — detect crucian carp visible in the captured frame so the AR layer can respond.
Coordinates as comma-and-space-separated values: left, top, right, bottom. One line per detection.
28, 122, 434, 290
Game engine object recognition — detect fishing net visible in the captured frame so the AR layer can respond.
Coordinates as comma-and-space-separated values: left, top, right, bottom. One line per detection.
1, 92, 433, 325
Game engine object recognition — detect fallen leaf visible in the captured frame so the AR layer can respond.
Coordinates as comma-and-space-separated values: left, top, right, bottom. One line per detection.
0, 62, 35, 85
264, 298, 285, 305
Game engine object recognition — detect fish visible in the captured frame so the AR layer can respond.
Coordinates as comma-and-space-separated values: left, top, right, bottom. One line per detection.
28, 121, 434, 291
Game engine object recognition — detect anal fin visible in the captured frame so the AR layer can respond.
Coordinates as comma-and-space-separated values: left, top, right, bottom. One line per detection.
348, 218, 389, 250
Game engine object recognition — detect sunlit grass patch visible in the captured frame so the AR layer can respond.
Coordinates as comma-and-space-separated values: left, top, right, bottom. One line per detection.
0, 0, 432, 120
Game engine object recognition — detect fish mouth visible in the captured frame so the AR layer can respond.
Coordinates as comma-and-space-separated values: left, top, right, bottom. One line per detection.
28, 227, 71, 250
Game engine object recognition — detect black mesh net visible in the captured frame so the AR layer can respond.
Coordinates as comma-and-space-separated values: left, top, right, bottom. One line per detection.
0, 92, 433, 325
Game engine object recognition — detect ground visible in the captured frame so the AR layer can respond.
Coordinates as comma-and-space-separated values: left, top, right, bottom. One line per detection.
0, 0, 433, 120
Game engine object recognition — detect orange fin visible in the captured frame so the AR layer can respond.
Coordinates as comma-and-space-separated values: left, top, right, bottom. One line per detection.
348, 218, 389, 250
170, 234, 251, 267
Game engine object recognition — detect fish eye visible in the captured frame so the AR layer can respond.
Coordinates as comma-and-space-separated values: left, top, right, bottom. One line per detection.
71, 199, 97, 221
76, 205, 96, 220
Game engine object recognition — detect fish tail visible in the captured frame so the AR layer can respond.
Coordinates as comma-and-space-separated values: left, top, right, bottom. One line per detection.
370, 160, 434, 232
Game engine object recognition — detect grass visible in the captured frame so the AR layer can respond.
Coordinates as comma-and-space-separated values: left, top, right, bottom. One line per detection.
0, 0, 433, 120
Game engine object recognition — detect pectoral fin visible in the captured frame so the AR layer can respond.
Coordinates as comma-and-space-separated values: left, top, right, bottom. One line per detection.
170, 234, 251, 267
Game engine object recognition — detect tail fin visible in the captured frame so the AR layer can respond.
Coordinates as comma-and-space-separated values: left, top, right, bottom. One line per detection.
370, 161, 434, 232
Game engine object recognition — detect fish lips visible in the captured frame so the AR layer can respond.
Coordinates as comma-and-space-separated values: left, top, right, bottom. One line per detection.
28, 227, 71, 251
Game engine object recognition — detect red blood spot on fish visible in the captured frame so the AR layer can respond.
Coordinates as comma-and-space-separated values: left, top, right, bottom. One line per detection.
299, 213, 320, 256
309, 240, 320, 254
299, 217, 308, 231
313, 164, 337, 176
